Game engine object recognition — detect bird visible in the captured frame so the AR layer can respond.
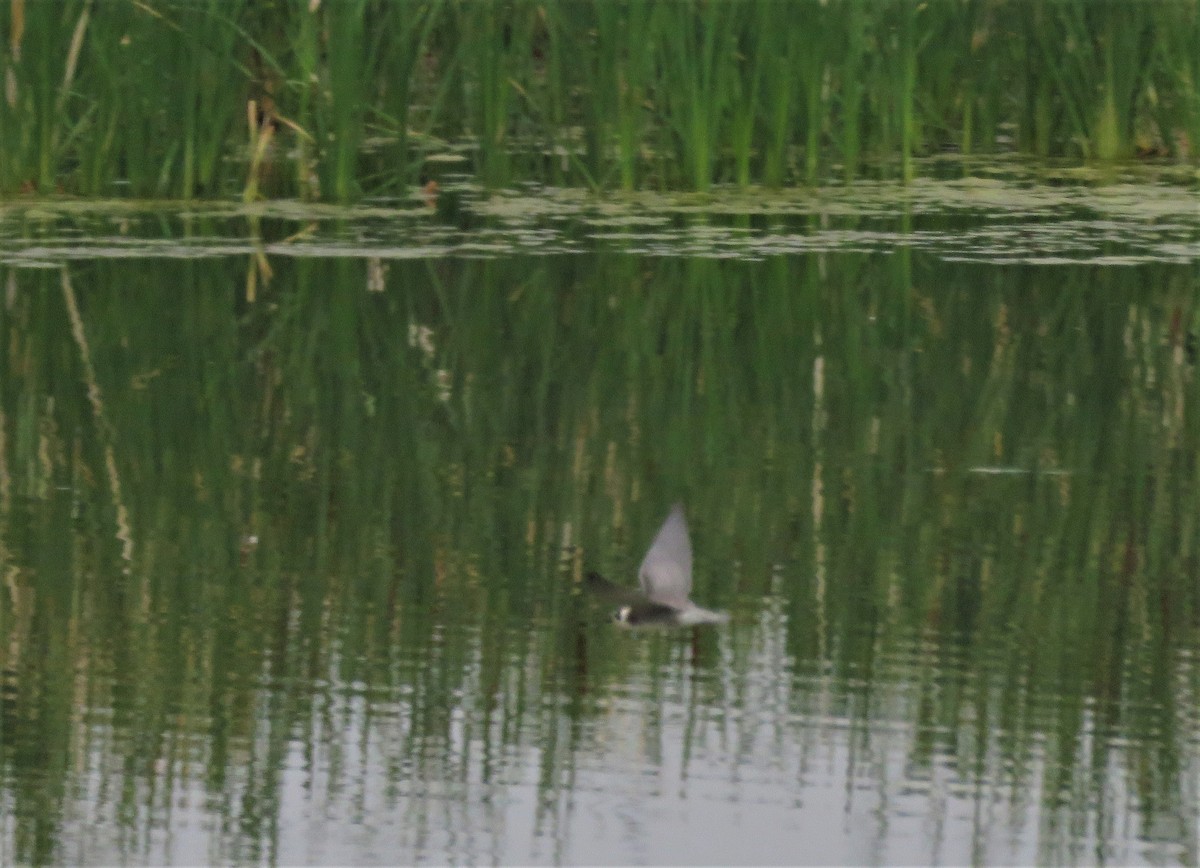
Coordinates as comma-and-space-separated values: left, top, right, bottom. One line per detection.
586, 503, 729, 628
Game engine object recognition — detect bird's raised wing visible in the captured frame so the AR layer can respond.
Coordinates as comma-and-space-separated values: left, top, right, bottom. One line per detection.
638, 503, 693, 607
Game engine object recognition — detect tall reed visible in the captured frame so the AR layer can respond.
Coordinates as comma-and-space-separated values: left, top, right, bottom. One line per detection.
0, 0, 1195, 198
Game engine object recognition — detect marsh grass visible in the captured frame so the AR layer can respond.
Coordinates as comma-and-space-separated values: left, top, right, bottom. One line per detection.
0, 0, 1195, 199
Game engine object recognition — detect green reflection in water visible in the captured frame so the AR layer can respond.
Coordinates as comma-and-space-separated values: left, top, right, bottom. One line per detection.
0, 247, 1197, 865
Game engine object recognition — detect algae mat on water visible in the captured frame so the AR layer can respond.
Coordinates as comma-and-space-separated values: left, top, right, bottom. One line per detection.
0, 168, 1198, 267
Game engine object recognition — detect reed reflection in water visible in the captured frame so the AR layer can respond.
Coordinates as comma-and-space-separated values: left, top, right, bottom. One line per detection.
0, 239, 1197, 865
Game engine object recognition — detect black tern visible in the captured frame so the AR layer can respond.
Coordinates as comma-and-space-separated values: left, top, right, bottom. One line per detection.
587, 503, 729, 627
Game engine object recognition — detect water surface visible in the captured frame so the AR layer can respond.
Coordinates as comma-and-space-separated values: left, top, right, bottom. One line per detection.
1, 171, 1198, 865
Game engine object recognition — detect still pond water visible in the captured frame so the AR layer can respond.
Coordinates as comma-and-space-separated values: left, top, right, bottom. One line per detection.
1, 166, 1199, 865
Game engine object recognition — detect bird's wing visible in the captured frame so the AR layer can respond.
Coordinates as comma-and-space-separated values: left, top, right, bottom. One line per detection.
638, 503, 692, 606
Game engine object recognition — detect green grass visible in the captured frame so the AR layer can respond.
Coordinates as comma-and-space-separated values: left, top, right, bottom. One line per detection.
0, 0, 1196, 198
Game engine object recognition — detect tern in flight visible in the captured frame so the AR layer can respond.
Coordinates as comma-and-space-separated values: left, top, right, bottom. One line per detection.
587, 503, 729, 627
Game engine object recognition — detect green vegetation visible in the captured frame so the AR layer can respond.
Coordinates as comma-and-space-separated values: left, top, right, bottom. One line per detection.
0, 0, 1196, 200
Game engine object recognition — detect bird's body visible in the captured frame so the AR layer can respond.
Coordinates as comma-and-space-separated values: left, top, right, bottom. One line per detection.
587, 503, 729, 628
